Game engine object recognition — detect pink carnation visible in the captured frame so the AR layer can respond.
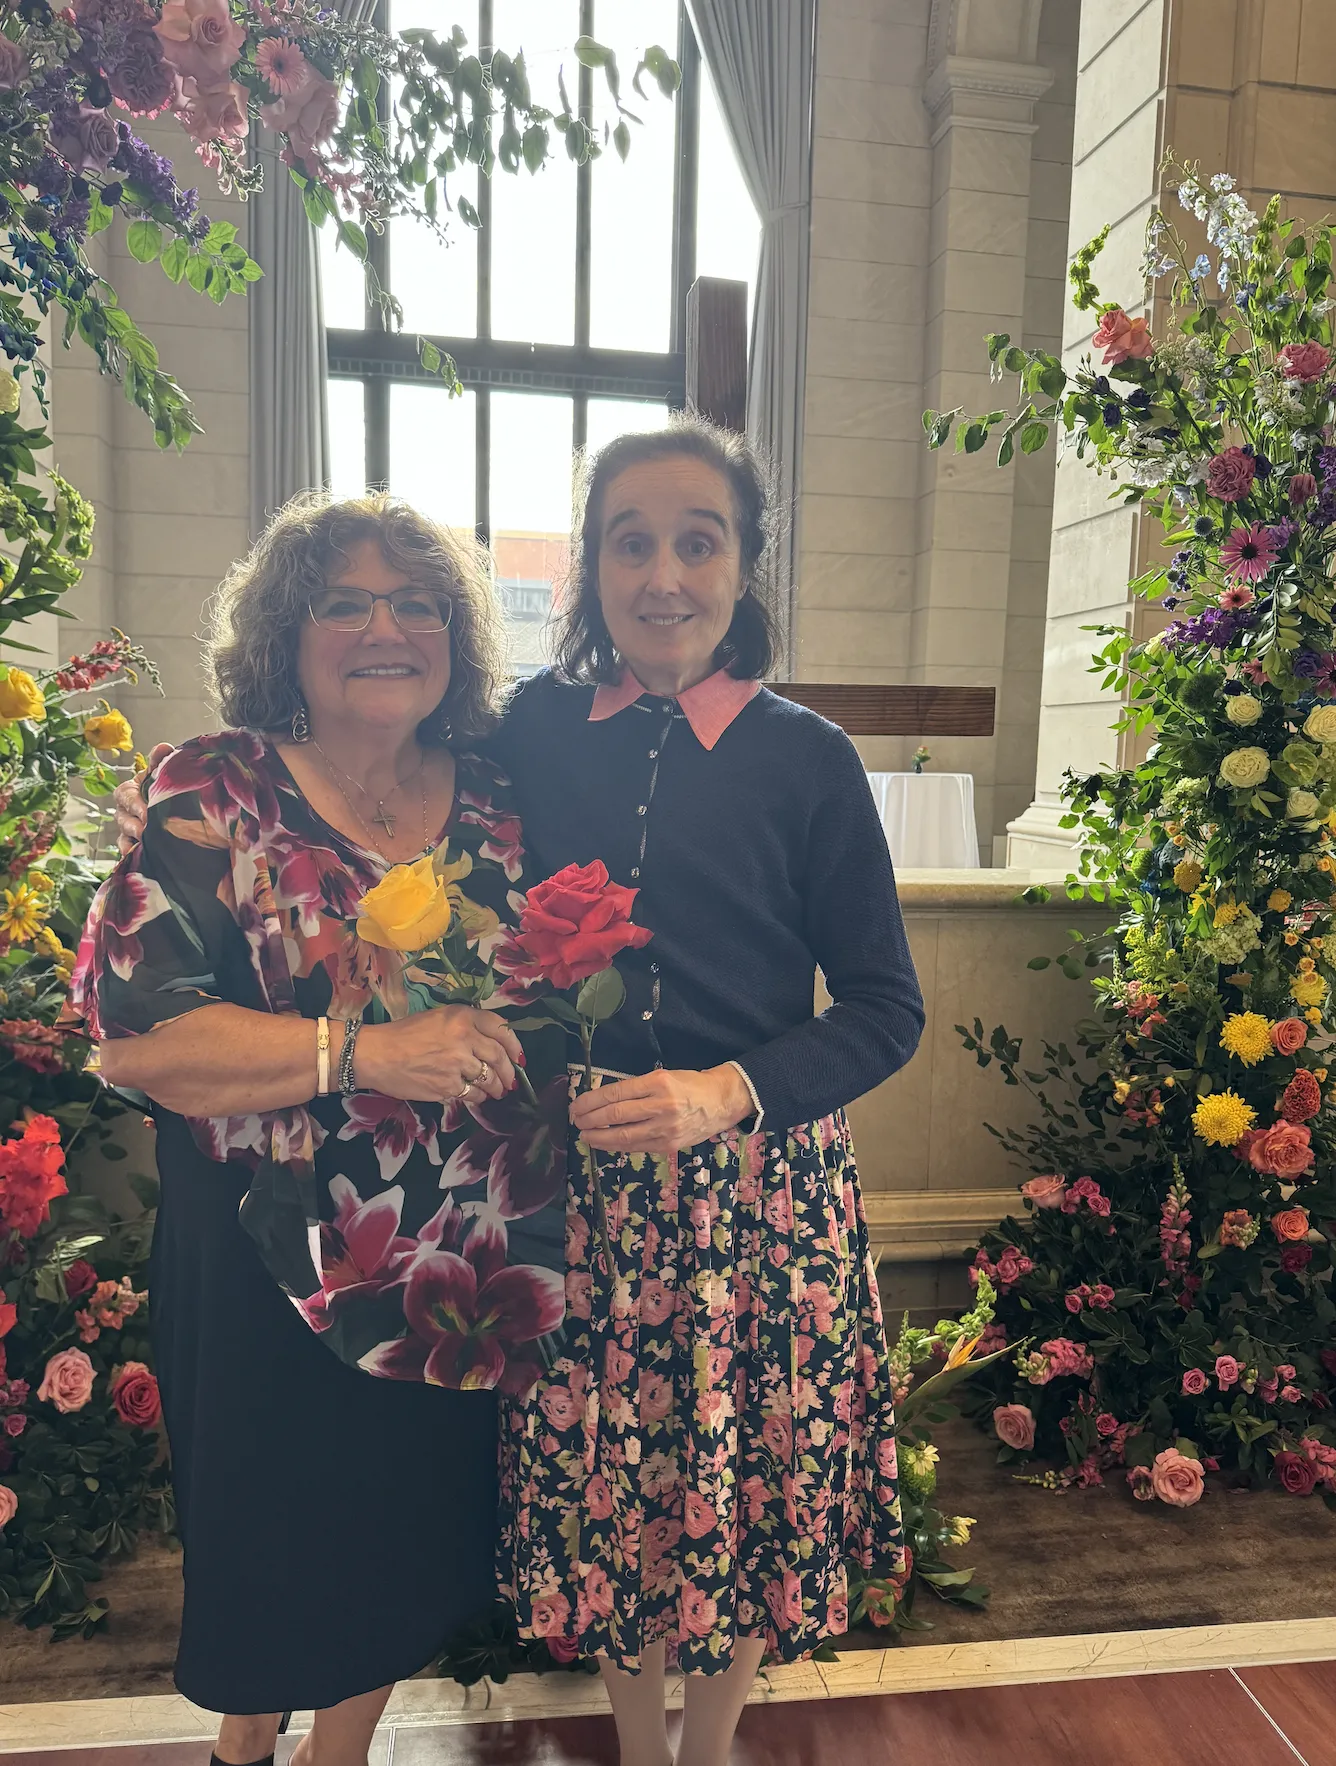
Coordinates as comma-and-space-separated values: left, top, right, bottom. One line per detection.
1206, 446, 1257, 503
1278, 340, 1332, 383
1093, 307, 1153, 365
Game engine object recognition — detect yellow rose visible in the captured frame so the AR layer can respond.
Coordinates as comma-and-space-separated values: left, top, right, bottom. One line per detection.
1304, 705, 1336, 744
1287, 787, 1320, 820
0, 667, 45, 723
355, 854, 454, 950
82, 709, 134, 752
1218, 747, 1269, 790
1226, 694, 1262, 727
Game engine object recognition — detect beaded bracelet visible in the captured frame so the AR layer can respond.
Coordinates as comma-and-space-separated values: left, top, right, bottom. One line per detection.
339, 1015, 364, 1096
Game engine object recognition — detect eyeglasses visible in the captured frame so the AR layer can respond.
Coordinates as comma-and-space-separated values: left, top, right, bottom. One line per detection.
308, 586, 455, 633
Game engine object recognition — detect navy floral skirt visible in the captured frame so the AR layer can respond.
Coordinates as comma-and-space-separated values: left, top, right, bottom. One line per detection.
499, 1109, 905, 1674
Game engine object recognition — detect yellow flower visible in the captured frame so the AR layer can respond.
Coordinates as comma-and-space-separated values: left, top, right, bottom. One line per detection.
0, 371, 19, 416
1214, 900, 1241, 927
1173, 858, 1203, 892
1192, 1091, 1256, 1147
943, 1516, 976, 1548
1320, 856, 1336, 876
0, 667, 44, 723
0, 882, 47, 944
1299, 957, 1316, 975
1285, 931, 1300, 946
1315, 1067, 1329, 1083
1268, 889, 1293, 913
1172, 833, 1187, 847
1312, 937, 1325, 951
1305, 704, 1336, 743
1164, 1075, 1176, 1088
355, 854, 454, 951
27, 871, 54, 894
1112, 1079, 1132, 1103
82, 709, 133, 752
1218, 747, 1270, 790
1220, 1012, 1274, 1066
1307, 1007, 1324, 1025
1291, 971, 1327, 1010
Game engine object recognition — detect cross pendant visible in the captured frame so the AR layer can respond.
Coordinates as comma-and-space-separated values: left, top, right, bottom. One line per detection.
372, 805, 396, 838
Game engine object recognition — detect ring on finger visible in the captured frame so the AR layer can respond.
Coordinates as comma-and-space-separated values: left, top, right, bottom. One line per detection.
455, 1081, 477, 1103
475, 1060, 491, 1086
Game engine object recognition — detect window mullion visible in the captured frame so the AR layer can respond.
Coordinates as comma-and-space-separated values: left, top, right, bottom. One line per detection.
574, 0, 594, 353
670, 4, 700, 363
476, 0, 494, 545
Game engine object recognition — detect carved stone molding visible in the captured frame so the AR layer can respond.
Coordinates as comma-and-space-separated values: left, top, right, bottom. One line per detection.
928, 0, 1047, 70
924, 52, 1055, 143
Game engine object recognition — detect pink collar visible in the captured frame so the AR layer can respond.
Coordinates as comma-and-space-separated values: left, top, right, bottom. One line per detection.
588, 668, 761, 751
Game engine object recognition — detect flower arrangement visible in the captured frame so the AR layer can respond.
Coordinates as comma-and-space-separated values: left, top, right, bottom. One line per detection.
845, 1275, 1001, 1634
928, 163, 1336, 1504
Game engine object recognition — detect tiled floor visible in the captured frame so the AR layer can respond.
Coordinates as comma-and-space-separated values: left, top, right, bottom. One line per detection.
3, 1662, 1335, 1766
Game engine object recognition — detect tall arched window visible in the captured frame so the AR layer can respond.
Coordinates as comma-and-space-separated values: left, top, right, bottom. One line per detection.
321, 0, 757, 674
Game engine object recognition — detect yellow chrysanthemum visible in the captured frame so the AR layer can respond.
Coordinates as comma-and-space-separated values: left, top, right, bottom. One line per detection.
1192, 1091, 1256, 1147
0, 882, 46, 944
1172, 857, 1203, 893
1268, 889, 1293, 913
1214, 900, 1242, 927
1307, 1008, 1324, 1025
1220, 1012, 1274, 1066
1292, 972, 1327, 1009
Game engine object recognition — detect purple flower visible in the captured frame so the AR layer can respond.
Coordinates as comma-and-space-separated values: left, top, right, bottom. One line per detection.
1293, 649, 1327, 679
107, 28, 175, 115
1266, 518, 1299, 548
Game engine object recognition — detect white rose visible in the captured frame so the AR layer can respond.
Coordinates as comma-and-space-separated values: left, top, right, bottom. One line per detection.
1304, 704, 1336, 744
0, 372, 18, 416
1287, 788, 1319, 819
1144, 631, 1167, 658
1226, 694, 1262, 727
1218, 747, 1270, 790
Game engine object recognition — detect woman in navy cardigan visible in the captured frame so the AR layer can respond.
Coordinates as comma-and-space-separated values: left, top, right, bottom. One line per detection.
494, 420, 924, 1766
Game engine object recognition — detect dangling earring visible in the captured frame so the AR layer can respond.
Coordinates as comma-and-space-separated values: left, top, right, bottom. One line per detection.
291, 699, 310, 743
435, 708, 453, 745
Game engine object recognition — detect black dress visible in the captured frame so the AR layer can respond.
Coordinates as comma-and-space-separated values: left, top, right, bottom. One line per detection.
70, 733, 568, 1713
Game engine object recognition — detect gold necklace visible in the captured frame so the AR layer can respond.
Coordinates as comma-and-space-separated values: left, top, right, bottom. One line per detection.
312, 740, 425, 842
313, 744, 430, 861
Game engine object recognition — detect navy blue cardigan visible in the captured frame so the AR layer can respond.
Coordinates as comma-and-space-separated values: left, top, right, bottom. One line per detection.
488, 670, 924, 1130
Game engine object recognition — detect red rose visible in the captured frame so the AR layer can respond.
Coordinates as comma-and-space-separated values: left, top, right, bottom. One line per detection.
64, 1259, 98, 1299
516, 860, 653, 990
1206, 446, 1257, 503
545, 1635, 579, 1664
1321, 1348, 1336, 1378
1274, 1450, 1318, 1495
110, 1361, 161, 1429
1280, 1244, 1313, 1274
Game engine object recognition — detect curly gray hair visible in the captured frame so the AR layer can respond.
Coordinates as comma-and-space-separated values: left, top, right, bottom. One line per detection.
205, 491, 508, 746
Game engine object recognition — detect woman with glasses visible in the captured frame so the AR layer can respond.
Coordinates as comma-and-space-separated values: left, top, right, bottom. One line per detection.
69, 494, 566, 1766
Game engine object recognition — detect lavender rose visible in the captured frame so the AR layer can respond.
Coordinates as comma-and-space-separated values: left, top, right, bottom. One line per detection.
53, 106, 121, 174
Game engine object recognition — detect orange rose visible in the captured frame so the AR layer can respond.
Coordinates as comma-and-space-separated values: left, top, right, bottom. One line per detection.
1271, 1207, 1311, 1243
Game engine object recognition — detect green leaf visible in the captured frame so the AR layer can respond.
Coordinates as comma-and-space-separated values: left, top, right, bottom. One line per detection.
574, 35, 610, 67
1020, 420, 1050, 454
613, 118, 632, 161
962, 423, 988, 453
159, 237, 189, 284
1027, 956, 1052, 970
125, 219, 164, 264
337, 220, 369, 264
576, 967, 626, 1023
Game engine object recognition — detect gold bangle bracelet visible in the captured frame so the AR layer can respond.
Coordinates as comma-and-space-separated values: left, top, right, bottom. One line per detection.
316, 1015, 331, 1095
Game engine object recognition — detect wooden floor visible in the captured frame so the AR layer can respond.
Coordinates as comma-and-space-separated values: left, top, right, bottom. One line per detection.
3, 1662, 1334, 1766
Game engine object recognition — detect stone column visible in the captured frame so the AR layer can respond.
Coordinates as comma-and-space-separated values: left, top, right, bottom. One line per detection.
911, 0, 1055, 854
1008, 0, 1336, 866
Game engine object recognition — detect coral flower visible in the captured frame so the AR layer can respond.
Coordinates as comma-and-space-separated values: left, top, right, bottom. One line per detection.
1219, 523, 1279, 583
1218, 585, 1255, 610
255, 37, 311, 96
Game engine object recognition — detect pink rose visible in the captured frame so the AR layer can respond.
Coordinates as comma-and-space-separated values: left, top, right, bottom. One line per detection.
1021, 1174, 1067, 1209
1151, 1447, 1205, 1507
1181, 1367, 1208, 1396
992, 1403, 1035, 1451
1095, 1412, 1119, 1437
1093, 307, 1153, 365
1206, 446, 1257, 503
640, 1278, 675, 1325
996, 1246, 1025, 1286
1290, 473, 1319, 507
530, 1590, 571, 1636
155, 0, 245, 92
37, 1347, 94, 1414
110, 1361, 160, 1428
684, 1491, 717, 1539
1274, 1450, 1318, 1495
177, 78, 248, 144
1215, 1354, 1241, 1390
1247, 1121, 1313, 1180
538, 1384, 579, 1430
0, 1483, 14, 1528
1278, 341, 1332, 383
1271, 1017, 1309, 1055
681, 1581, 718, 1637
261, 75, 339, 171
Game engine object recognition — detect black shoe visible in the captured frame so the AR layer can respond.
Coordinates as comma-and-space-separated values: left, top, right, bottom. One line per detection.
210, 1714, 293, 1766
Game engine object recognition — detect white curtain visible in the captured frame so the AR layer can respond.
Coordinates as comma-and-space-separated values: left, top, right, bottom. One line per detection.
247, 0, 377, 536
686, 0, 816, 670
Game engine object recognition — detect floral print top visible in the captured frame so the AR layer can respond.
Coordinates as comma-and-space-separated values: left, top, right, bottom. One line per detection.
69, 730, 569, 1395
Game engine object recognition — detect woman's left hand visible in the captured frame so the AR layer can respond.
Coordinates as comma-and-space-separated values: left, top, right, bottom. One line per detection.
571, 1064, 754, 1157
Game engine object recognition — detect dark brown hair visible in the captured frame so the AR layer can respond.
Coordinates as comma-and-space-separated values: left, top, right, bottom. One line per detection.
551, 414, 779, 685
206, 491, 507, 745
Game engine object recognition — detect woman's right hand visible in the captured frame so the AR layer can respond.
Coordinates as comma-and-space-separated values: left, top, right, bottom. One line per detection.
356, 1006, 524, 1103
114, 741, 171, 854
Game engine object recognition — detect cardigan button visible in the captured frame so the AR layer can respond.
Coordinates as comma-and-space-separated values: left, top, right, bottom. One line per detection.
661, 701, 673, 713
631, 867, 640, 878
641, 1009, 653, 1020
648, 748, 659, 759
637, 804, 648, 815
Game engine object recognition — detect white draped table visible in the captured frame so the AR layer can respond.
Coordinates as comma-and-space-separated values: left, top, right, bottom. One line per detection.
865, 771, 980, 869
